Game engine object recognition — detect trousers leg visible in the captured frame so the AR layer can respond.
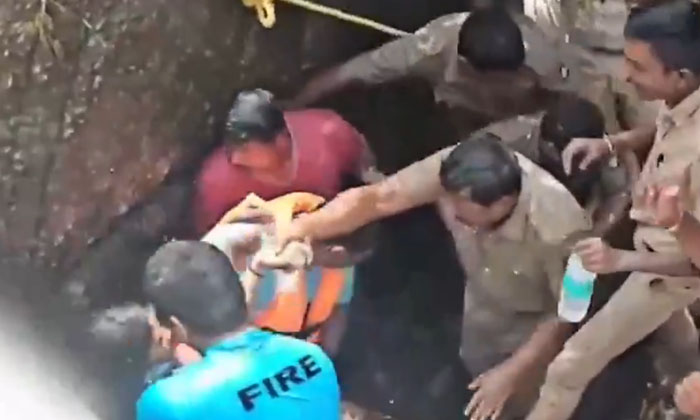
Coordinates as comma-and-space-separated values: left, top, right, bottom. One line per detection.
527, 272, 700, 420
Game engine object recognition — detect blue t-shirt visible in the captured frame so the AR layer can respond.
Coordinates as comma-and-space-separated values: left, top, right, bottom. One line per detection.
137, 330, 340, 420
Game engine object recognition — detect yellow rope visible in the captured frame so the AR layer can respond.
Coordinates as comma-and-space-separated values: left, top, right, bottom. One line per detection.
241, 0, 409, 37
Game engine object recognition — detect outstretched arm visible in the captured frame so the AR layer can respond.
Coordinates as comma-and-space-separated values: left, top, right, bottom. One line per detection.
282, 146, 454, 245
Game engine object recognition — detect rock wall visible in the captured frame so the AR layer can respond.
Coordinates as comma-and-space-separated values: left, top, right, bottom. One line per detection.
0, 0, 463, 268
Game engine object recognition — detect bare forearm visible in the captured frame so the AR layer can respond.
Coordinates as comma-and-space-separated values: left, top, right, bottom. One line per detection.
675, 213, 700, 269
611, 125, 656, 155
295, 186, 384, 241
295, 66, 356, 106
504, 318, 573, 379
617, 249, 695, 276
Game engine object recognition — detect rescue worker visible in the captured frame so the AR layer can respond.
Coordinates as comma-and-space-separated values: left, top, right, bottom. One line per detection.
528, 2, 700, 419
481, 94, 638, 236
277, 133, 592, 419
136, 240, 341, 420
292, 7, 646, 137
194, 89, 380, 234
634, 162, 700, 419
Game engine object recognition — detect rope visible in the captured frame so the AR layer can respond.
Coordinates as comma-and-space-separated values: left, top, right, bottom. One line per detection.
241, 0, 410, 37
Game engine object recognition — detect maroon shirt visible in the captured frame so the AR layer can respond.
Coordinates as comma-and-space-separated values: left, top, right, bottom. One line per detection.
194, 109, 369, 233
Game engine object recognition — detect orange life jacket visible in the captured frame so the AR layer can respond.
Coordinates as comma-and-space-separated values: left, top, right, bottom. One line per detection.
253, 267, 346, 343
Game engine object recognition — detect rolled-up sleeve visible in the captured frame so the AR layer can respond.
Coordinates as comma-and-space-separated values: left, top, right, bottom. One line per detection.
378, 145, 455, 211
336, 16, 453, 85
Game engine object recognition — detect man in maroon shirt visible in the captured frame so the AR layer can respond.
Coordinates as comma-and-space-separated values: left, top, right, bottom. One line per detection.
194, 89, 380, 234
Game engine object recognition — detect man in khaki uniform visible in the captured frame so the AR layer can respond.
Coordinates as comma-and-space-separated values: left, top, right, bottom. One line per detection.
528, 2, 700, 419
481, 94, 639, 236
293, 8, 643, 136
270, 133, 591, 419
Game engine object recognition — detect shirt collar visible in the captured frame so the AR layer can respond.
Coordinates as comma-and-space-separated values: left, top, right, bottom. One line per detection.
660, 85, 700, 127
205, 328, 269, 354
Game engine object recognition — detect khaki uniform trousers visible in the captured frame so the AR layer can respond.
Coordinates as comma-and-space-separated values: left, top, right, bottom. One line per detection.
527, 272, 700, 420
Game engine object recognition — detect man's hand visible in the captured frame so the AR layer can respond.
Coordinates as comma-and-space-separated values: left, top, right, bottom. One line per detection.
574, 237, 624, 274
276, 216, 313, 253
251, 240, 313, 273
643, 185, 685, 229
675, 372, 700, 417
641, 167, 691, 229
464, 363, 520, 420
562, 137, 611, 175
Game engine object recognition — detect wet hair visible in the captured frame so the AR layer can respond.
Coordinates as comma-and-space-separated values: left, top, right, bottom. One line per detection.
143, 241, 247, 336
624, 0, 700, 73
540, 94, 605, 153
439, 133, 522, 206
458, 8, 525, 72
224, 89, 286, 146
539, 95, 605, 205
90, 303, 151, 359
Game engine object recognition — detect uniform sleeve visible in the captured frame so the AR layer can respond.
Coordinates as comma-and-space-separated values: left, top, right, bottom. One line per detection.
380, 145, 455, 208
336, 15, 454, 85
136, 385, 182, 420
527, 162, 593, 296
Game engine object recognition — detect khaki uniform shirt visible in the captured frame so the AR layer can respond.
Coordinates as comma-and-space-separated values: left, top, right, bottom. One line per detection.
384, 148, 591, 380
481, 113, 630, 217
631, 86, 700, 255
338, 12, 635, 134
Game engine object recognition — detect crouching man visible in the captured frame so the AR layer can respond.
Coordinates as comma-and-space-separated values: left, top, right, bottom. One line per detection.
136, 241, 341, 420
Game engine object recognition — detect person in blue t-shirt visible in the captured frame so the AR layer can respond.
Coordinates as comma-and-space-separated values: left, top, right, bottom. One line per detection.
136, 240, 341, 420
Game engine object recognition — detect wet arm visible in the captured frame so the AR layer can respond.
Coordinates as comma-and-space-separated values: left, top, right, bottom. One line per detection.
294, 29, 440, 106
610, 124, 656, 157
501, 318, 573, 384
292, 147, 451, 242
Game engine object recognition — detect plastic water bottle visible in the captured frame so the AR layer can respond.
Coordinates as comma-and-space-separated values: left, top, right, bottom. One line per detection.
558, 254, 597, 322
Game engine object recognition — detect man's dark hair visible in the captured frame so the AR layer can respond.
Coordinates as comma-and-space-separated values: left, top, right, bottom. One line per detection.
144, 241, 247, 336
540, 94, 604, 205
540, 94, 605, 153
458, 8, 525, 72
439, 133, 522, 206
624, 0, 700, 73
224, 89, 286, 147
90, 303, 152, 360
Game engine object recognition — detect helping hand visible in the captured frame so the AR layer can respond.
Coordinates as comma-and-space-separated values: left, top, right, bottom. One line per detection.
562, 137, 610, 175
574, 237, 624, 274
464, 363, 519, 420
252, 239, 313, 273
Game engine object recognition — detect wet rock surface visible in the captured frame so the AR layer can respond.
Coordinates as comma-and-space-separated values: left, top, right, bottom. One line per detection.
0, 0, 462, 268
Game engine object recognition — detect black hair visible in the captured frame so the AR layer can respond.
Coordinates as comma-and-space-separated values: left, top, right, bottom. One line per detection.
458, 8, 525, 72
143, 241, 247, 336
624, 0, 700, 73
539, 94, 604, 205
224, 89, 286, 147
439, 133, 522, 206
90, 303, 152, 359
540, 94, 605, 153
